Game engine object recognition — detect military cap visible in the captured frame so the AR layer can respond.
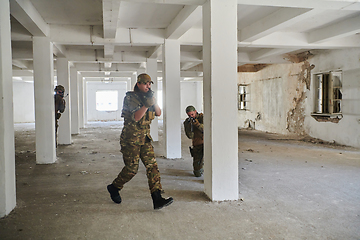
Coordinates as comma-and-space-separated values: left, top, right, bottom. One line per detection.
55, 85, 65, 92
137, 73, 154, 84
186, 105, 196, 113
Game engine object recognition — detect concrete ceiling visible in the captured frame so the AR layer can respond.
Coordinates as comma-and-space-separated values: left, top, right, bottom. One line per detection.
9, 0, 360, 80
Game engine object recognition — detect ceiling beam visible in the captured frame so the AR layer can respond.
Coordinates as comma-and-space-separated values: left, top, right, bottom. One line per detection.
181, 51, 202, 62
237, 0, 360, 10
238, 51, 292, 64
10, 0, 49, 36
117, 0, 360, 9
80, 71, 134, 78
308, 14, 360, 43
12, 60, 29, 69
147, 45, 162, 59
249, 48, 299, 61
180, 71, 203, 77
120, 0, 206, 5
241, 32, 360, 48
53, 43, 67, 58
166, 5, 202, 39
239, 8, 320, 42
102, 0, 121, 39
12, 69, 35, 77
104, 44, 115, 58
179, 28, 203, 45
12, 48, 33, 60
180, 61, 202, 70
74, 62, 140, 72
50, 25, 165, 45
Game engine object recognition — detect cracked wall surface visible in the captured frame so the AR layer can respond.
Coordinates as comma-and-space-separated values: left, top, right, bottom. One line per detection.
238, 48, 360, 148
286, 61, 315, 135
238, 62, 309, 136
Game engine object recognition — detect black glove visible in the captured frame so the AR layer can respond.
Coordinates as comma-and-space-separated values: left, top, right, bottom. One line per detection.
192, 119, 200, 128
138, 90, 155, 108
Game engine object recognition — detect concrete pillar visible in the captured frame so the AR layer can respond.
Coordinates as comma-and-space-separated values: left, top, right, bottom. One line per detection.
202, 0, 238, 201
56, 58, 71, 144
33, 37, 56, 164
0, 0, 16, 217
162, 40, 181, 158
147, 58, 159, 141
84, 79, 88, 124
197, 81, 204, 113
131, 72, 137, 91
70, 67, 79, 134
78, 74, 84, 128
126, 78, 131, 91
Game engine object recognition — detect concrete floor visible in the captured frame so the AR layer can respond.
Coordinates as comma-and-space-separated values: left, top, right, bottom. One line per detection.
1, 121, 360, 240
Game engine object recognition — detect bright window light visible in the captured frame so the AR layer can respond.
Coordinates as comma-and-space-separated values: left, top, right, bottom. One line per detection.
157, 90, 163, 109
96, 90, 118, 111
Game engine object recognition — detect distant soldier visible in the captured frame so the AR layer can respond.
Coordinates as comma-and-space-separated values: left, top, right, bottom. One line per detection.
183, 105, 204, 177
54, 85, 66, 147
107, 73, 173, 210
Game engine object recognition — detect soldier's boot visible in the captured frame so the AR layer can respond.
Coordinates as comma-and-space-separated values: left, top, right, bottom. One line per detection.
193, 168, 203, 177
151, 190, 173, 210
107, 184, 122, 204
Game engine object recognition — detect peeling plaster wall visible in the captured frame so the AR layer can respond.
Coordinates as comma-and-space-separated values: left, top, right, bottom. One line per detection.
305, 48, 360, 148
238, 48, 360, 148
238, 63, 307, 135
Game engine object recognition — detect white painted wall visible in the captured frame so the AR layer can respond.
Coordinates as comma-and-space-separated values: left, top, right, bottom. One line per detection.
12, 80, 203, 123
306, 49, 360, 148
180, 80, 203, 119
86, 81, 127, 122
13, 81, 35, 123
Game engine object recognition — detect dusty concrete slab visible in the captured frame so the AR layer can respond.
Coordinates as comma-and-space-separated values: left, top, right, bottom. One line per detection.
1, 122, 359, 239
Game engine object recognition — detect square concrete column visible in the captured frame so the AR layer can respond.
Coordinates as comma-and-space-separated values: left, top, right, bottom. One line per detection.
78, 74, 85, 128
126, 79, 131, 91
70, 67, 79, 134
0, 0, 16, 217
57, 58, 72, 144
84, 79, 88, 124
33, 37, 57, 164
131, 72, 137, 90
202, 0, 238, 201
162, 40, 181, 158
147, 58, 159, 141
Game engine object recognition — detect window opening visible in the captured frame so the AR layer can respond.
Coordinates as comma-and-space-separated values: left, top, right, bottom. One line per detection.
314, 71, 342, 115
312, 71, 342, 122
238, 84, 249, 110
96, 90, 118, 111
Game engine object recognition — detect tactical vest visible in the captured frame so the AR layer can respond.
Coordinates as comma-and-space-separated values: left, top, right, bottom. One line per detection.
120, 91, 156, 145
184, 113, 204, 146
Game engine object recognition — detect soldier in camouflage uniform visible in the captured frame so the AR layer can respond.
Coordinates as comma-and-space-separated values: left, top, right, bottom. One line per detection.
183, 105, 204, 177
107, 73, 173, 210
54, 85, 66, 147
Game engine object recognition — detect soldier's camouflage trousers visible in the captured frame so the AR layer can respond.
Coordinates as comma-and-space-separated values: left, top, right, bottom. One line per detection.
55, 119, 59, 147
112, 141, 162, 193
191, 144, 204, 176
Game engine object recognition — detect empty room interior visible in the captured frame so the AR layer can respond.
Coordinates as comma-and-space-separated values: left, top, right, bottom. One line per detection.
1, 0, 360, 239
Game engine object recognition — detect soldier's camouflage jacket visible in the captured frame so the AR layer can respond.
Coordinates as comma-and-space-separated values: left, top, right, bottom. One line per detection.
184, 113, 204, 146
55, 94, 66, 120
120, 91, 156, 145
